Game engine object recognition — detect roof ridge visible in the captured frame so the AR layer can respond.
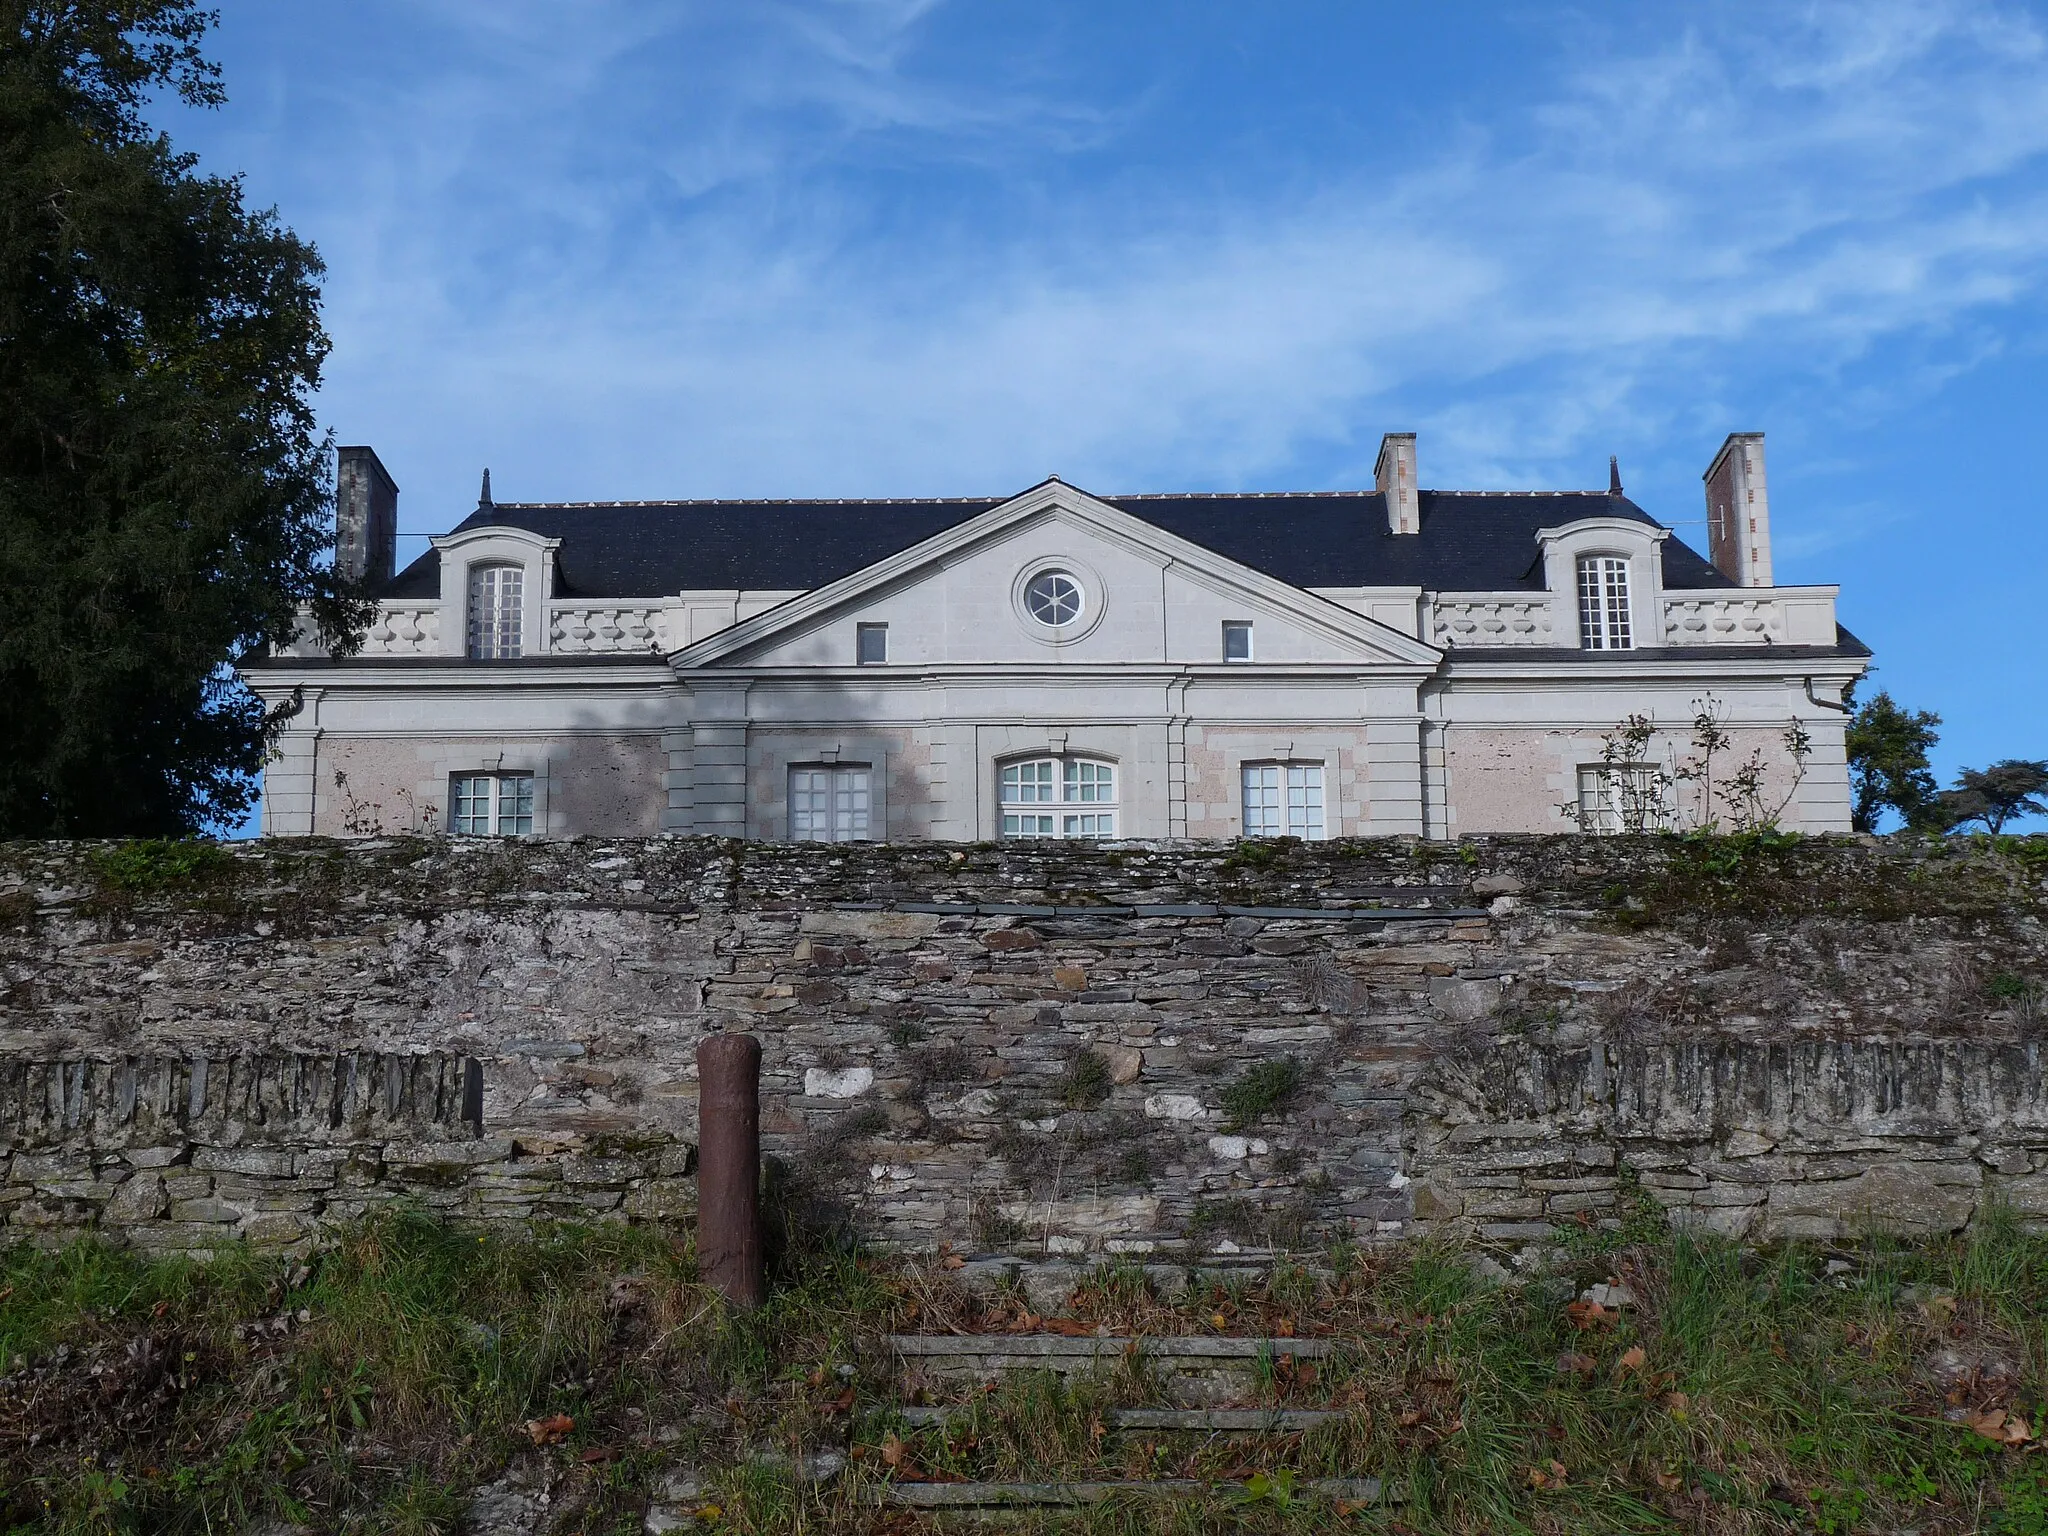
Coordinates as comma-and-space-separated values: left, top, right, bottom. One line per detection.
487, 488, 1619, 509
491, 497, 1003, 509
1108, 490, 1372, 500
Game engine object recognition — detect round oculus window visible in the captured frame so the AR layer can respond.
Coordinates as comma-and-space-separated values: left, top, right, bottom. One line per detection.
1024, 571, 1084, 626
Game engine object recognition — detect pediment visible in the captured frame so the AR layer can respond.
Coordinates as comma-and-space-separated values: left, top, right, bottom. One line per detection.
669, 480, 1442, 672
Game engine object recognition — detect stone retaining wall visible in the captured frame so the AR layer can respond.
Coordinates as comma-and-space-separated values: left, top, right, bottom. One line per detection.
3, 834, 2044, 1257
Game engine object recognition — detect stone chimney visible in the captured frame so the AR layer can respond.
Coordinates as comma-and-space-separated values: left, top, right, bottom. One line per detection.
335, 445, 399, 587
1375, 431, 1418, 535
1702, 432, 1773, 587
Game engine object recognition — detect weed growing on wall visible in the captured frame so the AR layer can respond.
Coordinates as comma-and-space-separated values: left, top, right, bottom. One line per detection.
85, 838, 232, 892
1563, 695, 1814, 835
1056, 1046, 1114, 1110
1220, 1056, 1306, 1131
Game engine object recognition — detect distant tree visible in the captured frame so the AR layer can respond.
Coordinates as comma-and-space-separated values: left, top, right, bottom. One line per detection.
1844, 689, 1944, 833
1938, 760, 2048, 836
0, 1, 368, 837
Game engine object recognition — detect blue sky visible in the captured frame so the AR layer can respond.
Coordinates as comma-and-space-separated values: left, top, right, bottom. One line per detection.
171, 1, 2048, 820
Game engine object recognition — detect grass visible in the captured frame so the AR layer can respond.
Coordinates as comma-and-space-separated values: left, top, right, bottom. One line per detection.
84, 839, 233, 894
4, 1210, 2048, 1534
1218, 1057, 1305, 1132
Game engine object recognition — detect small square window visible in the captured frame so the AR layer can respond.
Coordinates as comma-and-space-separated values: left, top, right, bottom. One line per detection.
449, 772, 534, 836
1576, 765, 1669, 834
857, 623, 888, 665
791, 764, 871, 841
1242, 762, 1325, 840
1222, 621, 1252, 662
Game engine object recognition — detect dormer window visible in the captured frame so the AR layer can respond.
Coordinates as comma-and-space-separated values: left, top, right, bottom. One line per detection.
1576, 555, 1632, 651
467, 564, 523, 659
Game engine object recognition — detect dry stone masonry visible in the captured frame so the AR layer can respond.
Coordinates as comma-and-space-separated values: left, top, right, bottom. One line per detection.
2, 834, 2044, 1259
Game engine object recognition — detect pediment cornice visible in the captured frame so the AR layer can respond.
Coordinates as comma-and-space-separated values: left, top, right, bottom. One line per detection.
667, 479, 1443, 672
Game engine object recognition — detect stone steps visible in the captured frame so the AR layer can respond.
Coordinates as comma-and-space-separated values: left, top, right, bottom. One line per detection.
868, 1476, 1384, 1509
951, 1255, 1327, 1311
890, 1333, 1334, 1366
893, 1404, 1346, 1431
891, 1332, 1336, 1406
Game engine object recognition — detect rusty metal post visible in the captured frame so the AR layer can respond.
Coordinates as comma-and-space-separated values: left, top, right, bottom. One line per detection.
695, 1032, 765, 1308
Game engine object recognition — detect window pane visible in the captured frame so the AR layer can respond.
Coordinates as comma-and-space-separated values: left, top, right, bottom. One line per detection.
1576, 556, 1632, 651
1242, 764, 1281, 837
793, 766, 871, 841
467, 565, 524, 659
1001, 760, 1056, 804
1024, 572, 1083, 625
451, 775, 493, 835
790, 768, 830, 841
1579, 764, 1665, 834
496, 773, 534, 835
1062, 812, 1114, 837
1223, 621, 1252, 661
857, 624, 887, 665
833, 768, 871, 840
1002, 813, 1056, 837
1064, 759, 1113, 803
1285, 764, 1325, 840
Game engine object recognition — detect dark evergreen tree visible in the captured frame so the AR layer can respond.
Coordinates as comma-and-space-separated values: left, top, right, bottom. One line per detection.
1939, 760, 2048, 836
1844, 688, 1945, 834
0, 1, 367, 836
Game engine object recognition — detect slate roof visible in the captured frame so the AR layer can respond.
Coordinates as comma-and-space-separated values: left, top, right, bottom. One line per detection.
381, 485, 1737, 601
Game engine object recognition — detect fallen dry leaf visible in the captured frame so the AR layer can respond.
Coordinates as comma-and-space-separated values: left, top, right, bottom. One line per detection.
1566, 1300, 1616, 1331
1556, 1351, 1597, 1379
1655, 1468, 1683, 1492
1275, 1318, 1296, 1337
940, 1254, 965, 1271
1527, 1460, 1569, 1490
1615, 1346, 1648, 1377
1664, 1391, 1690, 1416
524, 1413, 574, 1446
1210, 1312, 1229, 1330
1969, 1409, 2033, 1445
826, 1385, 856, 1415
881, 1434, 906, 1469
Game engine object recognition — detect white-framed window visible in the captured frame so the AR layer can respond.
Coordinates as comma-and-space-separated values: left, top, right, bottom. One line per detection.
790, 764, 872, 841
1023, 571, 1084, 627
450, 772, 534, 835
1242, 762, 1326, 840
1223, 621, 1253, 662
1576, 765, 1670, 834
1576, 555, 1632, 651
466, 564, 524, 659
1000, 756, 1117, 838
856, 623, 888, 665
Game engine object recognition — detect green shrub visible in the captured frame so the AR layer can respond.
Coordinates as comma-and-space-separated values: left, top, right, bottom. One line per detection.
87, 838, 232, 892
1220, 1056, 1305, 1131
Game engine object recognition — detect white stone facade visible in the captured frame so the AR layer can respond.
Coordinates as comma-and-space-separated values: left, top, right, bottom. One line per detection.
249, 437, 1866, 842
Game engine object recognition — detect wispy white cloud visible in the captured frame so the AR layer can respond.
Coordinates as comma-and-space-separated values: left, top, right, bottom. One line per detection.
195, 0, 2048, 531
